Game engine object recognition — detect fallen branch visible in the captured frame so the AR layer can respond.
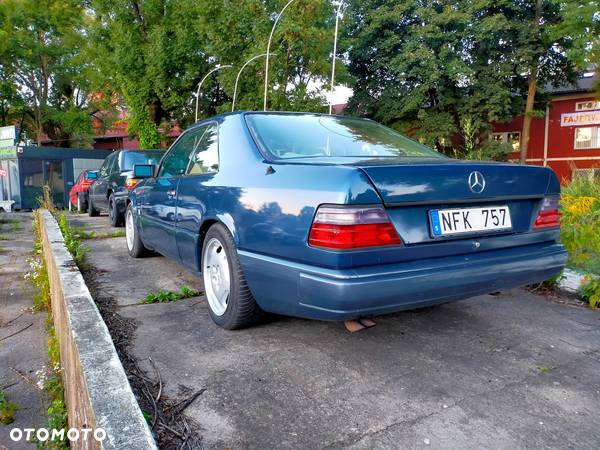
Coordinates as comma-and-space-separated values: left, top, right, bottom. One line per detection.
0, 312, 24, 328
0, 323, 33, 342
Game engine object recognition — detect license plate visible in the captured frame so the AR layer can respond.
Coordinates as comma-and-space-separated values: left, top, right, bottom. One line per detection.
430, 206, 512, 236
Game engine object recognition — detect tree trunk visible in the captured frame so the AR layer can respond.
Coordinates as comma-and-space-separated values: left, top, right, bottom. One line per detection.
520, 0, 543, 163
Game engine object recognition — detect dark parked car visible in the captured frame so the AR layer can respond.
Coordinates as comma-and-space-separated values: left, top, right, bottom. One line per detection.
88, 150, 164, 226
125, 112, 567, 329
68, 170, 97, 212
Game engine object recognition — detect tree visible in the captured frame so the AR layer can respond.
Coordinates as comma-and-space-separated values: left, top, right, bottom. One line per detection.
342, 0, 576, 158
0, 0, 97, 147
553, 0, 600, 94
85, 0, 214, 148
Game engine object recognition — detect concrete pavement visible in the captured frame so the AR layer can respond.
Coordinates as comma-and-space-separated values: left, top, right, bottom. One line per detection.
69, 213, 600, 450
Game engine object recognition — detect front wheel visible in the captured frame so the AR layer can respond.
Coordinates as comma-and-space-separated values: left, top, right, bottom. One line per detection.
125, 204, 149, 258
202, 223, 263, 329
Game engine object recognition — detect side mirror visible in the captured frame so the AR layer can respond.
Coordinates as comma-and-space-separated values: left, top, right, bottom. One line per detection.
87, 171, 98, 179
133, 164, 155, 179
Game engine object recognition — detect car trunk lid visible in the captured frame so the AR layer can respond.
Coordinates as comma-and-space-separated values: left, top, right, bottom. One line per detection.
355, 160, 556, 246
357, 161, 552, 205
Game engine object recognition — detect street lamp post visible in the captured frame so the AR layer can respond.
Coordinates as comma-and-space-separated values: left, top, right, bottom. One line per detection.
195, 65, 233, 123
232, 53, 270, 112
329, 1, 345, 115
263, 0, 298, 111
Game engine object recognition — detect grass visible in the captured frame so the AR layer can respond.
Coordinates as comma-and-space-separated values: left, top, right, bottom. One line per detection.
0, 234, 11, 240
0, 215, 18, 225
142, 285, 201, 304
79, 229, 127, 240
0, 389, 18, 425
57, 213, 89, 269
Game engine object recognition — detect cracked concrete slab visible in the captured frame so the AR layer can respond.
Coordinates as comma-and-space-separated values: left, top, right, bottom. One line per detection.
70, 213, 600, 449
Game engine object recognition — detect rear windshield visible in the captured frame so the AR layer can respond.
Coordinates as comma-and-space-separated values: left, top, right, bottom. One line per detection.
245, 114, 443, 160
121, 151, 164, 171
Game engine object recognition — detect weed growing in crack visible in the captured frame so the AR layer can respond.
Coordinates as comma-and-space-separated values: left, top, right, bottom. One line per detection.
142, 286, 201, 304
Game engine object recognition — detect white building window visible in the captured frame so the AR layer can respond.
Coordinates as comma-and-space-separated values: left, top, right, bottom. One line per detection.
491, 132, 521, 151
574, 127, 600, 149
575, 101, 600, 111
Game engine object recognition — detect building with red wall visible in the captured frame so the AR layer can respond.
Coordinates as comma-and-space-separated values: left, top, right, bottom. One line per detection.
492, 73, 600, 182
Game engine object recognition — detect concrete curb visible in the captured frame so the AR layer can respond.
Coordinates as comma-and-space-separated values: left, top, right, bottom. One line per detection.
39, 210, 157, 450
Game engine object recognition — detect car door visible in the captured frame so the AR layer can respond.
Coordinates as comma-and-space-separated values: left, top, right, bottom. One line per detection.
142, 126, 207, 260
176, 122, 219, 271
89, 153, 115, 209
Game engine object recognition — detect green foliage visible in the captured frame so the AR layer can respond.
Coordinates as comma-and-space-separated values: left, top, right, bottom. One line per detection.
127, 108, 161, 149
84, 0, 335, 142
0, 0, 100, 146
552, 0, 600, 94
0, 389, 18, 425
581, 278, 600, 309
142, 285, 200, 304
27, 211, 51, 311
57, 213, 89, 269
342, 0, 577, 156
560, 176, 600, 273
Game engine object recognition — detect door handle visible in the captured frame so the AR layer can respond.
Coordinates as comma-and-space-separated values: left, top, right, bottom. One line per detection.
167, 190, 176, 198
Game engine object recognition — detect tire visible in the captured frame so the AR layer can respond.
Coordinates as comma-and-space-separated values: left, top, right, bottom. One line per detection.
125, 204, 150, 258
77, 193, 87, 213
108, 193, 124, 227
202, 223, 263, 329
88, 196, 99, 217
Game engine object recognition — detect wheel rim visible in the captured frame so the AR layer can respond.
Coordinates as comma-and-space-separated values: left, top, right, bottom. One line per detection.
125, 209, 135, 251
203, 238, 231, 316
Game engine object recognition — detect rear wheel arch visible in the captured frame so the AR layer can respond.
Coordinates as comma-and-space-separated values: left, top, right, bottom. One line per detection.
197, 216, 238, 269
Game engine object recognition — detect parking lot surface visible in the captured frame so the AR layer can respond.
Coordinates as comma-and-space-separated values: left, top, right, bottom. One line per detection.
68, 213, 600, 449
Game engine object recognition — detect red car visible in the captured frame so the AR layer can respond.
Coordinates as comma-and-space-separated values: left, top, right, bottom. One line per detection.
68, 170, 98, 212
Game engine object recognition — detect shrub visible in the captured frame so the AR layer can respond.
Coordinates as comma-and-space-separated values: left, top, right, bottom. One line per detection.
560, 176, 600, 273
560, 175, 600, 308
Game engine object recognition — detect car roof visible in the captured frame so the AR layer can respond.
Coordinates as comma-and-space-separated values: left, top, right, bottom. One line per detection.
185, 111, 358, 132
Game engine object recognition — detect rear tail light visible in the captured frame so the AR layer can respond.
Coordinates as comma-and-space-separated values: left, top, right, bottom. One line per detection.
534, 196, 561, 229
125, 178, 140, 190
308, 205, 402, 249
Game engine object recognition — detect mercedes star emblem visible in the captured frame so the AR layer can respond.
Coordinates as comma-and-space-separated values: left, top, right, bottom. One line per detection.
468, 171, 485, 193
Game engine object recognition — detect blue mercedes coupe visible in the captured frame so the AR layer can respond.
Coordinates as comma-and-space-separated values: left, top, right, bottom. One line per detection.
125, 112, 567, 329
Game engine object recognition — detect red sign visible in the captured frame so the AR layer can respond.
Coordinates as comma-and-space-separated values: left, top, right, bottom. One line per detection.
0, 168, 6, 177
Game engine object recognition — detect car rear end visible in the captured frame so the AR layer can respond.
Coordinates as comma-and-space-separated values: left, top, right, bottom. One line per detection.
290, 161, 566, 319
239, 113, 567, 320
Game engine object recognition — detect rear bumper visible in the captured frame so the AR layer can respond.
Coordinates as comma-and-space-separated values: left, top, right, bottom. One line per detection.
238, 242, 567, 320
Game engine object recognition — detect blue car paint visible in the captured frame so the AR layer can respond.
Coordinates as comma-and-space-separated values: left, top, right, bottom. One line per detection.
129, 112, 567, 320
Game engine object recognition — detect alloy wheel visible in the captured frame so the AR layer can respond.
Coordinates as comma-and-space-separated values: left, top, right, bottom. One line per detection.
203, 238, 231, 316
125, 208, 135, 252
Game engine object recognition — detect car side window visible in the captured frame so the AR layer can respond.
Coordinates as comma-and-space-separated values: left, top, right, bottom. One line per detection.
187, 123, 219, 175
158, 126, 207, 178
99, 155, 113, 177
